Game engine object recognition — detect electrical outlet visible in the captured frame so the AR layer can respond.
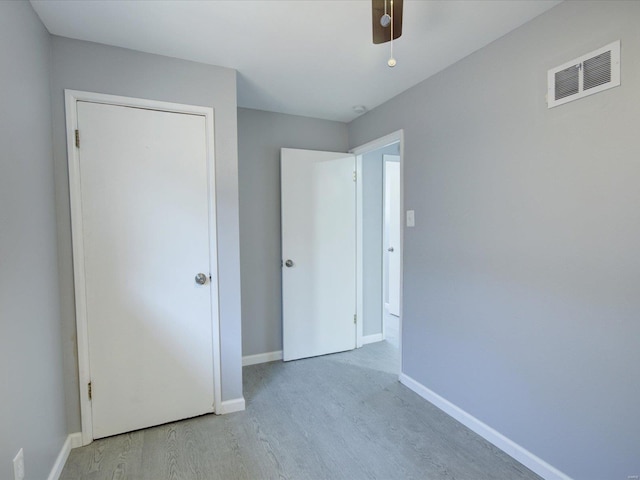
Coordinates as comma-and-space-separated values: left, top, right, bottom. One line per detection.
13, 448, 25, 480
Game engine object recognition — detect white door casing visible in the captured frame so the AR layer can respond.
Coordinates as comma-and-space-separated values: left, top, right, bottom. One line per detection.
66, 91, 221, 443
385, 157, 401, 317
281, 148, 357, 361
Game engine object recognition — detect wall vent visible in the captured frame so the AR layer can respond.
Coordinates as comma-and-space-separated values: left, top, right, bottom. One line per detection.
547, 41, 620, 108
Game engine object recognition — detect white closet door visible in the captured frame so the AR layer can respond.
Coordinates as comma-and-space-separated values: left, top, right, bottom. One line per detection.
77, 101, 215, 439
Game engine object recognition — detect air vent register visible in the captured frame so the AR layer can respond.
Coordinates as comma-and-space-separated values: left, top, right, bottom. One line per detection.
547, 41, 620, 108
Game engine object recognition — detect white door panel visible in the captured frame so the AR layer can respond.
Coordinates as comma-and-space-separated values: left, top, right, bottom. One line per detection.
77, 101, 214, 438
281, 148, 356, 361
385, 158, 401, 316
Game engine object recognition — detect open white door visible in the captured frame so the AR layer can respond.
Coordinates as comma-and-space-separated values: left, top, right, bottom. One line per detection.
72, 98, 218, 439
281, 148, 356, 361
385, 158, 401, 316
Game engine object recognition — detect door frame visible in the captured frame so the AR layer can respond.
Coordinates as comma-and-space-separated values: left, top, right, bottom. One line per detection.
350, 130, 404, 369
65, 90, 222, 445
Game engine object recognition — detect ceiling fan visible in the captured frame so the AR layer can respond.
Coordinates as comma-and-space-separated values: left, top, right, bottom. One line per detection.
372, 0, 403, 67
372, 0, 403, 44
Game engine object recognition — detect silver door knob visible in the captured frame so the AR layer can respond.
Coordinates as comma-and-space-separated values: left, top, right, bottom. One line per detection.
195, 273, 207, 285
285, 259, 294, 268
387, 247, 394, 252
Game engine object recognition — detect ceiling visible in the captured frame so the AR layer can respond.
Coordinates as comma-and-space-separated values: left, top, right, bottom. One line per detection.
31, 0, 562, 122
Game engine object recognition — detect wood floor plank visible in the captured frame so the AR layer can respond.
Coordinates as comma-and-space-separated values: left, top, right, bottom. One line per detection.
60, 338, 542, 480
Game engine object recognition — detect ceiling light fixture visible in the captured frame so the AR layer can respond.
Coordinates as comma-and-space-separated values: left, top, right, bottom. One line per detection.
380, 0, 391, 27
372, 0, 403, 68
353, 105, 368, 115
387, 0, 396, 67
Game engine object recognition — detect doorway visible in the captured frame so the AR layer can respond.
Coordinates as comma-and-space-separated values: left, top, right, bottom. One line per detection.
66, 90, 222, 444
383, 155, 401, 342
353, 131, 403, 372
278, 132, 403, 370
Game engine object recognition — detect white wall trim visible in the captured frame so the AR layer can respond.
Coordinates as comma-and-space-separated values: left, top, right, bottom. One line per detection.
398, 373, 572, 480
362, 333, 384, 345
47, 433, 82, 480
218, 397, 246, 415
65, 89, 222, 444
349, 130, 404, 156
69, 432, 83, 449
242, 350, 283, 366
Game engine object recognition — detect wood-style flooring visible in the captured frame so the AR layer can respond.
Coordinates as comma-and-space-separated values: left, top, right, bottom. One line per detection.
60, 327, 541, 480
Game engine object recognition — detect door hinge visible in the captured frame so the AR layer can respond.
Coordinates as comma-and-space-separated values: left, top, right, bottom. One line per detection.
75, 129, 80, 148
88, 381, 92, 400
353, 314, 357, 324
353, 171, 357, 182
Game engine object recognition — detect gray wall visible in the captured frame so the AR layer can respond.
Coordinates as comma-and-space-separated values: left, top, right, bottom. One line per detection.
0, 2, 67, 479
362, 143, 400, 336
348, 2, 640, 479
238, 108, 348, 356
50, 37, 243, 432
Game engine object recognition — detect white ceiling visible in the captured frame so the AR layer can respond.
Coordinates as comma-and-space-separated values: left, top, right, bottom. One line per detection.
31, 0, 561, 122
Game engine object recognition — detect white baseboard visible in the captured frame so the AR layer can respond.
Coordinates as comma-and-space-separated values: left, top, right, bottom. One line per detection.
48, 432, 82, 480
218, 397, 246, 415
398, 373, 572, 480
362, 333, 383, 345
242, 350, 283, 366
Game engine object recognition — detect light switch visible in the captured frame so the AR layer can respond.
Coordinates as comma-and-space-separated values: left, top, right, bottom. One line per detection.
406, 210, 415, 227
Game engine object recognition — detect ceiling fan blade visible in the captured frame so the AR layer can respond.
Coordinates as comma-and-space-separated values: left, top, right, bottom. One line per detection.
372, 0, 403, 45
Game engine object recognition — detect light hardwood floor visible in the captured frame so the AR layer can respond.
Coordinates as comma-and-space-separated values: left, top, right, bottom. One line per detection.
60, 336, 541, 480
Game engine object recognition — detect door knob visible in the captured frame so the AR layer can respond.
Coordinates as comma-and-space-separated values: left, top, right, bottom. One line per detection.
195, 273, 207, 285
285, 259, 294, 268
387, 247, 394, 252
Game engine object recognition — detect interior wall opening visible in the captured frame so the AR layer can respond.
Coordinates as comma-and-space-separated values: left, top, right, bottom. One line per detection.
354, 133, 403, 375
